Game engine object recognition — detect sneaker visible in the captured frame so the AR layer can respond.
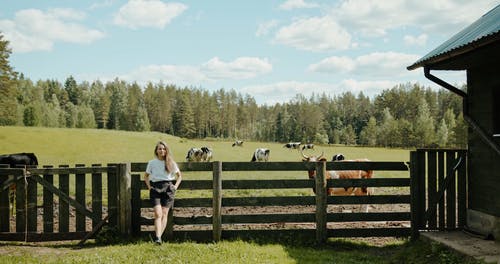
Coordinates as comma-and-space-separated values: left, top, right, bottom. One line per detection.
154, 237, 162, 245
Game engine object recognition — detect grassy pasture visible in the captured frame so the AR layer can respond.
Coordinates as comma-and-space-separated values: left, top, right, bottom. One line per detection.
0, 126, 484, 264
0, 125, 410, 172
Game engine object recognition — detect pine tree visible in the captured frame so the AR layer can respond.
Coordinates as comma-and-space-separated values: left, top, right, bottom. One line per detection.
0, 34, 18, 125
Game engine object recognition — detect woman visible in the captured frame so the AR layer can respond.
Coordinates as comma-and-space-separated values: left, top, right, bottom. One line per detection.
144, 141, 182, 244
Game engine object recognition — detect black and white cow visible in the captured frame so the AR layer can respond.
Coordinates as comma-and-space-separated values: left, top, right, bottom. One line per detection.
186, 147, 213, 162
332, 153, 345, 161
232, 140, 244, 147
301, 143, 314, 151
200, 147, 213, 162
283, 142, 301, 150
186, 147, 204, 162
251, 148, 270, 162
0, 153, 39, 215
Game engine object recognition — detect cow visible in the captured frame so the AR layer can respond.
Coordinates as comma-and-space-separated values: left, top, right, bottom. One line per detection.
300, 150, 373, 212
251, 148, 270, 162
284, 142, 301, 150
232, 140, 244, 147
0, 153, 39, 215
301, 143, 315, 151
332, 153, 345, 161
186, 147, 204, 162
200, 147, 213, 162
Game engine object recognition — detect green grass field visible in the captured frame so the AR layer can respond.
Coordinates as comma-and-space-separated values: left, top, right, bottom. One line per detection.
0, 125, 410, 169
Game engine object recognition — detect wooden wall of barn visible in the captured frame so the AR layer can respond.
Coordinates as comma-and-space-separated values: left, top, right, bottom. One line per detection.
466, 62, 500, 238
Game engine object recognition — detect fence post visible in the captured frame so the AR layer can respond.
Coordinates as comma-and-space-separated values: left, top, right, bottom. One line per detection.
212, 161, 222, 241
117, 163, 131, 236
409, 151, 420, 240
315, 161, 327, 244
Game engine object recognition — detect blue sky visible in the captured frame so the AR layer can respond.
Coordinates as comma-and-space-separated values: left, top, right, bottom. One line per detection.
1, 0, 498, 105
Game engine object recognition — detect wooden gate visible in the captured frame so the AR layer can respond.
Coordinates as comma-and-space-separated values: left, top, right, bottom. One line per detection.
0, 164, 129, 242
409, 149, 467, 232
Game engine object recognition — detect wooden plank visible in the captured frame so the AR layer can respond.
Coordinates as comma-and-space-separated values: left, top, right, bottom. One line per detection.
327, 212, 411, 222
15, 173, 26, 233
91, 164, 103, 228
27, 176, 37, 232
212, 161, 222, 241
327, 227, 411, 237
131, 174, 141, 235
416, 150, 426, 229
0, 231, 89, 242
0, 164, 12, 232
131, 161, 410, 173
457, 150, 467, 228
222, 179, 312, 189
27, 167, 112, 175
438, 151, 445, 230
446, 151, 456, 229
315, 161, 327, 244
409, 151, 420, 240
427, 151, 437, 229
222, 196, 316, 207
58, 165, 70, 233
0, 174, 9, 232
107, 163, 118, 228
328, 178, 410, 188
117, 163, 131, 235
327, 195, 410, 204
43, 166, 54, 233
222, 213, 315, 224
75, 164, 86, 232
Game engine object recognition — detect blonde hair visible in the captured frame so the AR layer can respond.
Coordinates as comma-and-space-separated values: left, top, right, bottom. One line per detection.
154, 141, 176, 173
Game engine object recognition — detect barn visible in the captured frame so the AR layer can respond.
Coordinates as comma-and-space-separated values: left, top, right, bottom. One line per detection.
408, 4, 500, 241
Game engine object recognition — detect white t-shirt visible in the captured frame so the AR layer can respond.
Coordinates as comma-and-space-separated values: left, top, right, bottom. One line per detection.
146, 158, 179, 182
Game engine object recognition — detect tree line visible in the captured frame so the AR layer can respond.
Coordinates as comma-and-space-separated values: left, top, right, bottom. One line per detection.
0, 35, 467, 148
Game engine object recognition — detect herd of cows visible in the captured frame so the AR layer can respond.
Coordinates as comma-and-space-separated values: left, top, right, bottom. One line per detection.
186, 141, 316, 163
1, 142, 374, 213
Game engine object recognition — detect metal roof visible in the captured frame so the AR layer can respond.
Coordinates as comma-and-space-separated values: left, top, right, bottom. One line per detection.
407, 4, 500, 70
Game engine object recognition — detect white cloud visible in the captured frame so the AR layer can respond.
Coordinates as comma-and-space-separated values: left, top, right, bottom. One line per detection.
256, 20, 279, 37
0, 8, 105, 53
404, 34, 428, 46
308, 56, 355, 73
274, 16, 351, 51
201, 57, 272, 80
330, 0, 499, 37
99, 57, 272, 86
279, 0, 319, 10
240, 79, 399, 105
309, 52, 420, 78
121, 64, 208, 85
113, 0, 187, 29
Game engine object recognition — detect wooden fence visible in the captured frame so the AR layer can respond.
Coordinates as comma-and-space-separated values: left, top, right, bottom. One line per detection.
0, 150, 466, 243
131, 161, 412, 243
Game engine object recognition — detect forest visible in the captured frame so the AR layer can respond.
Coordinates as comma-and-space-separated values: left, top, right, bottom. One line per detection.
0, 35, 467, 148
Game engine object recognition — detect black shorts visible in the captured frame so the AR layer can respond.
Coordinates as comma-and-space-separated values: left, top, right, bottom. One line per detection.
150, 181, 176, 208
